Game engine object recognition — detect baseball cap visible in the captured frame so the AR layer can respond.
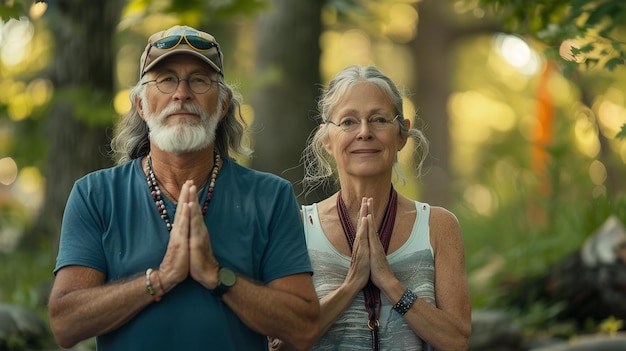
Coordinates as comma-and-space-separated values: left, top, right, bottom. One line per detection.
139, 25, 224, 78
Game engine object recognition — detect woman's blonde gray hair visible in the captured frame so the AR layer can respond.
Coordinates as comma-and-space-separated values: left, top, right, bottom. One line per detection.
110, 76, 251, 164
301, 65, 429, 194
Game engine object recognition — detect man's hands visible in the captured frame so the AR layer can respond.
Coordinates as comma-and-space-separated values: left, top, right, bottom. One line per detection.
158, 180, 220, 294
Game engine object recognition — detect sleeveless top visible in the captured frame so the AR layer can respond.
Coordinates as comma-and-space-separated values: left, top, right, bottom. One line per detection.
302, 201, 435, 351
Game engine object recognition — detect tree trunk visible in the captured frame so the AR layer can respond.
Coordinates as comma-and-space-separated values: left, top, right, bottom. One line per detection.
250, 0, 324, 204
25, 1, 123, 254
412, 0, 455, 207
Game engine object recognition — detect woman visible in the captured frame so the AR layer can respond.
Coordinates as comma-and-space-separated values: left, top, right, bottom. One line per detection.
272, 65, 471, 351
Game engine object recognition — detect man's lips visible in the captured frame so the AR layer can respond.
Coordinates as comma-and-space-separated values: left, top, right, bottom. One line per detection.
167, 111, 198, 118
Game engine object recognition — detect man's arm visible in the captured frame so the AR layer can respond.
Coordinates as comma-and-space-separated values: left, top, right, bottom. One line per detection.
221, 273, 320, 351
48, 266, 156, 348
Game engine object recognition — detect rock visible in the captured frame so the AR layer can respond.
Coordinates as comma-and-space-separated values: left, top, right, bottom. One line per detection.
530, 332, 626, 351
0, 303, 47, 350
469, 309, 524, 351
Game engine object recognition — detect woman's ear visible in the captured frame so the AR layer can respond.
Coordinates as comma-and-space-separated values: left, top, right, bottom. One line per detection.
398, 118, 411, 150
321, 125, 333, 154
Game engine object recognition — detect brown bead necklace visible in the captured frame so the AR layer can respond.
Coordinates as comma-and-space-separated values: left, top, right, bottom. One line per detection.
145, 151, 221, 231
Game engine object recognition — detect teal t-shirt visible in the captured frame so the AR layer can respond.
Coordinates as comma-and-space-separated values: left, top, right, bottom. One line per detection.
55, 157, 312, 350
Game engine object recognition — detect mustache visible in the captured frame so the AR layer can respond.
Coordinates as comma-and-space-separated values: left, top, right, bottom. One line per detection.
158, 102, 208, 120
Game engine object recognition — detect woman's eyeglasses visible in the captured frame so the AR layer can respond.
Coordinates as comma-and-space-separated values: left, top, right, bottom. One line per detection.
142, 73, 218, 94
325, 115, 400, 133
151, 29, 218, 52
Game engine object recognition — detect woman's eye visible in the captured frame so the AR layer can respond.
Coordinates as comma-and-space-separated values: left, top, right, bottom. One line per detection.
340, 118, 358, 126
372, 116, 388, 124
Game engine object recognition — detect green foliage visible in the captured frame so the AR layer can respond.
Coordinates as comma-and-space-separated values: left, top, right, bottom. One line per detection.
478, 0, 626, 71
617, 123, 626, 139
0, 0, 45, 21
0, 244, 57, 350
55, 87, 117, 128
0, 1, 26, 21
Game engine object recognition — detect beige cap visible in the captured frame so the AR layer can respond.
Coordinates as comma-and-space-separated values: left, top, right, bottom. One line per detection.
139, 25, 224, 78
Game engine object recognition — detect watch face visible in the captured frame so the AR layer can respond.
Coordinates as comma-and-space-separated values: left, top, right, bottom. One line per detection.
219, 268, 237, 287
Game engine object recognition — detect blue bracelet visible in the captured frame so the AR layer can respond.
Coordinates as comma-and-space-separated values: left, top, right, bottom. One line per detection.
393, 288, 418, 315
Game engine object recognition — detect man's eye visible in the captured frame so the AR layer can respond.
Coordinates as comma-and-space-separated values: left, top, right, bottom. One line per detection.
158, 75, 176, 83
190, 75, 210, 84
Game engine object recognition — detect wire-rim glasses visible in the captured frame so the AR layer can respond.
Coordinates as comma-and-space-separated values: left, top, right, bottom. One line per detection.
325, 115, 400, 133
142, 73, 219, 94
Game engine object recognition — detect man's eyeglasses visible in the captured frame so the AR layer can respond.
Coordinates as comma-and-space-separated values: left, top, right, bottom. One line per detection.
151, 29, 218, 52
142, 73, 219, 94
325, 115, 400, 133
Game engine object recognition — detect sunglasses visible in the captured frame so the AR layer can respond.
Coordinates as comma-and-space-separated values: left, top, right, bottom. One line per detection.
151, 30, 218, 52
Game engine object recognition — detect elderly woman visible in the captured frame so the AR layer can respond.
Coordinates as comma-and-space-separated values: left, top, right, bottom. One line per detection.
273, 65, 471, 351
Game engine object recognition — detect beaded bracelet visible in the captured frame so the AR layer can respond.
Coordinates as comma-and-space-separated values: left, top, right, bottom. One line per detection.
393, 288, 417, 315
145, 268, 161, 302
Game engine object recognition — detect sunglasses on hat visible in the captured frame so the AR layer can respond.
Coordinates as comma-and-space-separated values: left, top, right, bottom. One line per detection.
140, 25, 224, 78
151, 29, 218, 52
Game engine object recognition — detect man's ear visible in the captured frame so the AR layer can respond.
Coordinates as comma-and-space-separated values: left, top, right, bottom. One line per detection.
220, 88, 232, 121
135, 95, 145, 120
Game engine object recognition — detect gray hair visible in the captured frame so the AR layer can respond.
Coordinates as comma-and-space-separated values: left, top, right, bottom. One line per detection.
301, 65, 429, 194
110, 76, 252, 164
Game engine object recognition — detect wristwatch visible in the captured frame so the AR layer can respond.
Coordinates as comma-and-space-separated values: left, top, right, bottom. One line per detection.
212, 267, 237, 298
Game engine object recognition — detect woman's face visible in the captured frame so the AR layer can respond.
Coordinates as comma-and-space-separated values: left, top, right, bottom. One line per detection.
323, 81, 409, 180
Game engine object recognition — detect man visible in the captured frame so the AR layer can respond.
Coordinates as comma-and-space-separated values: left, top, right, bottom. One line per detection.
48, 25, 319, 351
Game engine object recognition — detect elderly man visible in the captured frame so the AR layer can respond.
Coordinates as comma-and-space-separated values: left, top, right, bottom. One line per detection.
48, 25, 319, 351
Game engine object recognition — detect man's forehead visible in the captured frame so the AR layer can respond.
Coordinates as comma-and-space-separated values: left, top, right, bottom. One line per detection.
149, 54, 218, 75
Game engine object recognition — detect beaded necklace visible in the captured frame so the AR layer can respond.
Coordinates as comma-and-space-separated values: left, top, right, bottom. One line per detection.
146, 151, 221, 231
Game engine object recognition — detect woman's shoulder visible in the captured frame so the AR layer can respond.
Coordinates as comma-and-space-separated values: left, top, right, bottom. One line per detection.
429, 206, 459, 225
427, 206, 464, 252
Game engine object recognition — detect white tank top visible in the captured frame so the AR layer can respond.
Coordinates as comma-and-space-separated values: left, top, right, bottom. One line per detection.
302, 201, 435, 351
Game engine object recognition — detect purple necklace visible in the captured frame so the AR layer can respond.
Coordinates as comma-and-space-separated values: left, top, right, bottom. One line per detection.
337, 186, 397, 351
146, 151, 221, 231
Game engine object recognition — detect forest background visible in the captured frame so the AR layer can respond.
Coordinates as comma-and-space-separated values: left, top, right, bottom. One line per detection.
1, 0, 626, 349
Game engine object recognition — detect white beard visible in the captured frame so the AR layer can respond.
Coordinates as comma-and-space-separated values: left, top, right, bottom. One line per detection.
143, 100, 220, 154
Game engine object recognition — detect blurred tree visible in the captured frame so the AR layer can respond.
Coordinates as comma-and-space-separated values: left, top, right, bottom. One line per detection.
250, 0, 324, 204
25, 0, 124, 251
412, 0, 501, 207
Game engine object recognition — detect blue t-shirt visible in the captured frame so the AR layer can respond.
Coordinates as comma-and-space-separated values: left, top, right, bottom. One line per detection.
55, 157, 312, 350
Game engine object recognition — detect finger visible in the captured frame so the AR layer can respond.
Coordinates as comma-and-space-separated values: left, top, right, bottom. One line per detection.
367, 214, 382, 249
359, 197, 368, 218
178, 180, 192, 205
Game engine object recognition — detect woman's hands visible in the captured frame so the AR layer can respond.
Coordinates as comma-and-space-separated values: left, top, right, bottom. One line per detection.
345, 197, 395, 290
344, 198, 373, 290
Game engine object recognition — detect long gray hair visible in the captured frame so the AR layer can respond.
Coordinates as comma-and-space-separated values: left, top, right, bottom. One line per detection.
301, 65, 429, 194
110, 76, 252, 164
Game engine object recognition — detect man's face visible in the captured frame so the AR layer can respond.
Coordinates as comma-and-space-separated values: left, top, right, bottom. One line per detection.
139, 55, 223, 154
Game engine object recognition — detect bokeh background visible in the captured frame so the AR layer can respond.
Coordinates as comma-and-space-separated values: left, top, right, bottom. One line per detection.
1, 0, 625, 349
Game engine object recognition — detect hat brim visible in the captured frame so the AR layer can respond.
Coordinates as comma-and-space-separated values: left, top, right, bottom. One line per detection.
141, 46, 222, 77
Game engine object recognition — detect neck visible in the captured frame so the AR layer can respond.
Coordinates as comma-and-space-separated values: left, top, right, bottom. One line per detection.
146, 145, 219, 200
337, 180, 393, 215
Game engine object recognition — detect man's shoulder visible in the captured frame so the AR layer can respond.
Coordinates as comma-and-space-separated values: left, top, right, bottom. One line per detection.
75, 159, 139, 184
225, 158, 290, 185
